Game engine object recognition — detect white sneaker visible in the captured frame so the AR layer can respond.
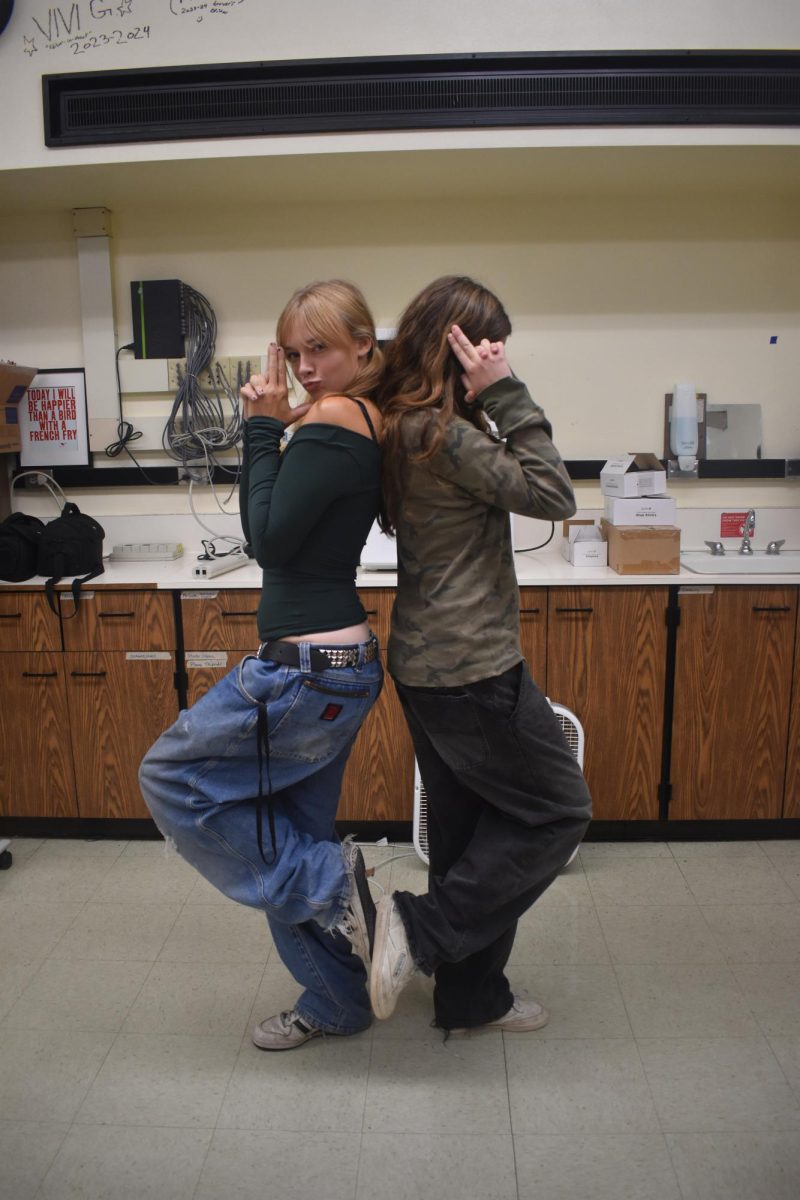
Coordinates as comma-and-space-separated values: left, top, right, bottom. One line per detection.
251, 1009, 324, 1051
369, 893, 417, 1019
449, 994, 549, 1035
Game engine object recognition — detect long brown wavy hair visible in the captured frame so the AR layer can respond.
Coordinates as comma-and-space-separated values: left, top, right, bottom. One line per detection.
377, 276, 512, 534
276, 279, 383, 400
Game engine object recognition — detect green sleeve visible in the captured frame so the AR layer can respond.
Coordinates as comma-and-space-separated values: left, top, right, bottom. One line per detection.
244, 418, 361, 568
429, 378, 576, 520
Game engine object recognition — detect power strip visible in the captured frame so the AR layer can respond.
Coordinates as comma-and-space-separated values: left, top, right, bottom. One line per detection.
192, 554, 250, 579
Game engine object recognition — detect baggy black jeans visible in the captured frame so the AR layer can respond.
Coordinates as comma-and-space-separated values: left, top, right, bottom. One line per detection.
393, 660, 592, 1030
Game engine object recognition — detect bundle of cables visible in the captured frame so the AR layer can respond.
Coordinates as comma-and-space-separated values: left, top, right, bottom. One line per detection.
162, 283, 244, 479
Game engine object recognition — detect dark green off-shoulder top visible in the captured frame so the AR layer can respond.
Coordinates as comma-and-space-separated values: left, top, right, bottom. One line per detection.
240, 415, 381, 641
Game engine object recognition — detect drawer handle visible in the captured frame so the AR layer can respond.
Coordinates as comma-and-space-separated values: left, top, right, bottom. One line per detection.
98, 611, 135, 619
221, 610, 259, 618
363, 609, 379, 616
71, 670, 107, 678
0, 613, 22, 620
22, 671, 57, 678
752, 606, 791, 613
519, 608, 541, 614
555, 607, 594, 614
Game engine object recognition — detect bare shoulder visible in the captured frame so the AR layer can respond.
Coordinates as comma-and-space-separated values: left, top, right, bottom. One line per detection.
303, 394, 383, 439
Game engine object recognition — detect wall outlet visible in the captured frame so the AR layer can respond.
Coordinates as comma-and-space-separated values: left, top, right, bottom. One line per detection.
166, 358, 235, 392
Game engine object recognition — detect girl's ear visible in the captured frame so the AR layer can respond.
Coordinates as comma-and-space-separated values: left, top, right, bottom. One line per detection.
355, 335, 373, 360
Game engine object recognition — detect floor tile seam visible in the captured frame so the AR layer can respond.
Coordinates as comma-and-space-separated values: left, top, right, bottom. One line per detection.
765, 1033, 800, 1107
659, 1126, 695, 1200
188, 1124, 220, 1200
2, 1114, 70, 1200
632, 1029, 800, 1120
501, 1032, 524, 1200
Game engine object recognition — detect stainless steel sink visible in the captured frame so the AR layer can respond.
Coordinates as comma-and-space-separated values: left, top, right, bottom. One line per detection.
681, 551, 800, 575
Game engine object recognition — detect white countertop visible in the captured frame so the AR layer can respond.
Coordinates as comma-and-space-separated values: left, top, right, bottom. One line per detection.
6, 548, 799, 591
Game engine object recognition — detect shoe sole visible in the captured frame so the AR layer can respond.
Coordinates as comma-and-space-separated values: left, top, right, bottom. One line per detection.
369, 895, 400, 1020
348, 845, 376, 969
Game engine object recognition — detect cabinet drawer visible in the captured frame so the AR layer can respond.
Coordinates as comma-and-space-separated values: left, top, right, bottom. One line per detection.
61, 590, 175, 651
181, 590, 261, 650
0, 591, 62, 652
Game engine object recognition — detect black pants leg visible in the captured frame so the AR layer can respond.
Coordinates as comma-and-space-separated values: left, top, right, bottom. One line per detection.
394, 660, 592, 1030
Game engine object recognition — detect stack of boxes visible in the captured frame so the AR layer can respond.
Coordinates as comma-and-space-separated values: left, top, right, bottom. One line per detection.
599, 453, 680, 574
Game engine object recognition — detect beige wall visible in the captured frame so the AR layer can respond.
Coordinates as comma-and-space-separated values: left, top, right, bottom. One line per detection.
1, 0, 799, 517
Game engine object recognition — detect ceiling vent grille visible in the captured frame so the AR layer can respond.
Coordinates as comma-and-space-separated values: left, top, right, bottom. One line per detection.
43, 52, 800, 147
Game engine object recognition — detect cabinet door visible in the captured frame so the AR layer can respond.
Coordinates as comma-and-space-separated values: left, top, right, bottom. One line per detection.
546, 587, 668, 820
0, 653, 77, 817
65, 651, 179, 818
671, 586, 796, 821
61, 590, 175, 651
0, 591, 61, 651
785, 595, 800, 819
181, 590, 261, 651
519, 586, 547, 687
338, 667, 415, 823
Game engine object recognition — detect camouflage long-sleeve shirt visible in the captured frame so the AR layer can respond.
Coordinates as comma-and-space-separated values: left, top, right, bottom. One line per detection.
388, 376, 576, 687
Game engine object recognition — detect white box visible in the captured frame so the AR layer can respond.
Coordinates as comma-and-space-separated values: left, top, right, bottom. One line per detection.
600, 453, 667, 498
603, 495, 677, 525
561, 520, 608, 567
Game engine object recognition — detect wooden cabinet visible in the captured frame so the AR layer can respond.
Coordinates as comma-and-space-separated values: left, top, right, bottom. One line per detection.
0, 651, 77, 817
339, 590, 414, 823
671, 585, 797, 821
0, 593, 76, 817
785, 598, 800, 820
181, 588, 261, 707
519, 586, 547, 687
60, 591, 178, 819
545, 586, 669, 821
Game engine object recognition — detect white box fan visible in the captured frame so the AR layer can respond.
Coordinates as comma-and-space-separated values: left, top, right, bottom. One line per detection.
413, 700, 585, 866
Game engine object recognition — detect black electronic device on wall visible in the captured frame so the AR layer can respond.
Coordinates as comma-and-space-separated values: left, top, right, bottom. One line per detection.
130, 279, 185, 359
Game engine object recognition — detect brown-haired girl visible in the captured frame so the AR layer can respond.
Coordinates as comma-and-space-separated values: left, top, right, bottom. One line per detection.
369, 275, 593, 1032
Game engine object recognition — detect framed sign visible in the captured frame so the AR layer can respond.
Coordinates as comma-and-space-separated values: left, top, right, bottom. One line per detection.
19, 369, 91, 467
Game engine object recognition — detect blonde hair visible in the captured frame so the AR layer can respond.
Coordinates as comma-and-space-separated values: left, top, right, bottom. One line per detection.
276, 279, 383, 400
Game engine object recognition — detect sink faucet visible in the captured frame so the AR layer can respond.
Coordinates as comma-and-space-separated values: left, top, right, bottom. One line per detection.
738, 508, 756, 555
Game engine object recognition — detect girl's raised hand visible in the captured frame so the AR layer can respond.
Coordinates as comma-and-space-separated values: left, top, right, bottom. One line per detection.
240, 343, 311, 426
447, 324, 511, 404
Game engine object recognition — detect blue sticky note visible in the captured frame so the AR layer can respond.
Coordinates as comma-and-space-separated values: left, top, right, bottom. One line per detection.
769, 336, 778, 344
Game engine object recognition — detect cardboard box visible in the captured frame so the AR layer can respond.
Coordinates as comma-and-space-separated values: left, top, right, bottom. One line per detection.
601, 519, 680, 575
600, 453, 667, 498
0, 362, 38, 453
603, 495, 677, 526
561, 519, 608, 567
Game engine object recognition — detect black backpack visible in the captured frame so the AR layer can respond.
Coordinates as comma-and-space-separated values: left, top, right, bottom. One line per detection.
38, 502, 105, 617
0, 512, 46, 582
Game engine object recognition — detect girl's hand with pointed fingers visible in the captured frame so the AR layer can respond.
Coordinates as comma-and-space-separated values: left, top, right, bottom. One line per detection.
240, 343, 311, 425
447, 324, 512, 403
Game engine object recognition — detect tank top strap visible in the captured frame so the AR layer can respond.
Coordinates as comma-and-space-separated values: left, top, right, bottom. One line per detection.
348, 396, 379, 443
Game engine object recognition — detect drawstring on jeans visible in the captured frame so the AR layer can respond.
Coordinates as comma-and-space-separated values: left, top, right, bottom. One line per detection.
255, 703, 277, 865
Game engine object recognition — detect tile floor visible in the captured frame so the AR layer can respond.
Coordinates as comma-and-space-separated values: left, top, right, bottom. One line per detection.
1, 836, 799, 1200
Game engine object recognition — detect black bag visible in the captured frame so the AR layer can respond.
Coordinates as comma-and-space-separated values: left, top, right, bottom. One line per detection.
0, 512, 46, 582
38, 502, 105, 616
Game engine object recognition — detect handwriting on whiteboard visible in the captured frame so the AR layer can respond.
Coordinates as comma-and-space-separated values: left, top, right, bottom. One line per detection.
21, 0, 249, 57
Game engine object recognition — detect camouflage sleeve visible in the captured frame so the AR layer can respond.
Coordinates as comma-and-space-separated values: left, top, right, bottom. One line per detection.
428, 378, 577, 520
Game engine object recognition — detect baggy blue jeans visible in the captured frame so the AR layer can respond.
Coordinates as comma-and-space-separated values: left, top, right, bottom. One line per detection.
139, 640, 383, 1034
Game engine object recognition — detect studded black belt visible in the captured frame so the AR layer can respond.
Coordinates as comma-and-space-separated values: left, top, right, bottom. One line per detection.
257, 635, 378, 671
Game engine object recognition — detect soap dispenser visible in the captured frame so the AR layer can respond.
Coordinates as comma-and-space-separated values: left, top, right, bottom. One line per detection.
669, 383, 699, 478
